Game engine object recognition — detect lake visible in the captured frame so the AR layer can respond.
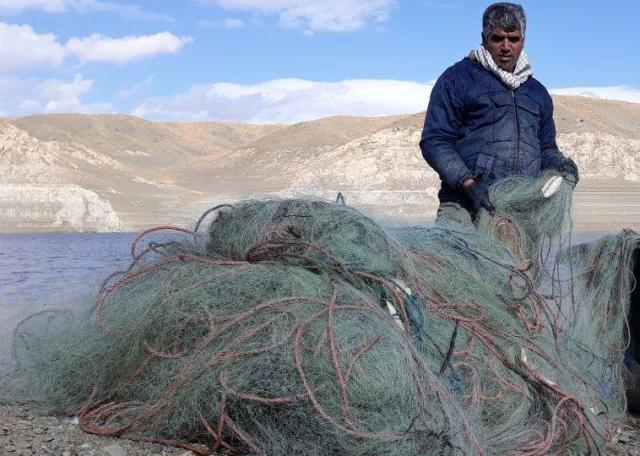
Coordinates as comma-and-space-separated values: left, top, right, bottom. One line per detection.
0, 233, 135, 368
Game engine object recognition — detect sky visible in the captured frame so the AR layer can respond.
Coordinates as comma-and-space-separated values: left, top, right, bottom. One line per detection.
1, 0, 639, 123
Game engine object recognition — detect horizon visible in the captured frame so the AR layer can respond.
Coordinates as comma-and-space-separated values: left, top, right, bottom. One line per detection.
1, 0, 639, 123
4, 91, 640, 126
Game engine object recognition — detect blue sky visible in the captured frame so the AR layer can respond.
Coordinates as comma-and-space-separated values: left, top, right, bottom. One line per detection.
1, 0, 639, 123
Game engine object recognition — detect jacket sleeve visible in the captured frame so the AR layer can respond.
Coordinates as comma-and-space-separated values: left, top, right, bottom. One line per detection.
539, 91, 570, 170
419, 74, 473, 191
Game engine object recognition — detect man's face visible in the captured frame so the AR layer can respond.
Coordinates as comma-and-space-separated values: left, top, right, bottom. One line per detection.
483, 27, 524, 73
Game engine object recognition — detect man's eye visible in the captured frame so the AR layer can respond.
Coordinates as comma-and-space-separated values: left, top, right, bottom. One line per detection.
508, 36, 521, 43
490, 35, 503, 43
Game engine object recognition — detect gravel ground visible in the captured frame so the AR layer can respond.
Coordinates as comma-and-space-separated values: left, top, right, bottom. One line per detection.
608, 415, 640, 455
0, 406, 197, 456
2, 405, 640, 455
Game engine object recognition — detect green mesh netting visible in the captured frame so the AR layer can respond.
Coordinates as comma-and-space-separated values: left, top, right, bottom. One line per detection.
3, 172, 638, 455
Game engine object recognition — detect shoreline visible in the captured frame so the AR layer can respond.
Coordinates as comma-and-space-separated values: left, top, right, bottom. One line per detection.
1, 404, 639, 455
0, 405, 192, 456
0, 228, 623, 235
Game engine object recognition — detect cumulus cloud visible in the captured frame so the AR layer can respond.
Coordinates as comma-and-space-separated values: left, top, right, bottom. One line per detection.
0, 22, 66, 72
551, 86, 640, 104
211, 0, 396, 33
133, 78, 433, 123
0, 23, 191, 71
66, 32, 192, 64
0, 74, 111, 114
26, 74, 94, 112
0, 0, 172, 21
132, 78, 640, 124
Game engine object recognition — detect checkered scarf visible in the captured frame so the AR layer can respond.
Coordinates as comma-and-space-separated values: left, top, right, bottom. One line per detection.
472, 45, 533, 89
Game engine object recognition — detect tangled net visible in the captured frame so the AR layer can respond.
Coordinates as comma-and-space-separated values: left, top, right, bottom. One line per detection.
5, 172, 639, 455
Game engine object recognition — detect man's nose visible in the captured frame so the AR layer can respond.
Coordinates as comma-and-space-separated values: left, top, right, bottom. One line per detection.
500, 39, 510, 52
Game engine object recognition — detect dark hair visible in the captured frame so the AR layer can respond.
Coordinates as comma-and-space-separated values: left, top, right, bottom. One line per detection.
482, 3, 526, 43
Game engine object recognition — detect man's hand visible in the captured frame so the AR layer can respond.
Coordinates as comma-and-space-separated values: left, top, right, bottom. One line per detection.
555, 159, 579, 188
462, 179, 495, 216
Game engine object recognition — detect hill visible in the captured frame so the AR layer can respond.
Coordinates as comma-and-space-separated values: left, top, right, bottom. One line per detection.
1, 95, 639, 232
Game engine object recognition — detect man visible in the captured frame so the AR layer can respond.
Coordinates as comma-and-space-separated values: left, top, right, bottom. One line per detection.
420, 2, 578, 225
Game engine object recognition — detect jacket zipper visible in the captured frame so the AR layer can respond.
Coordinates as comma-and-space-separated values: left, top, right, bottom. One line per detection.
512, 90, 520, 170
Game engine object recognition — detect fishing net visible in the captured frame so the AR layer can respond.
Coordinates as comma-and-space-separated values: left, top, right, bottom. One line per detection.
4, 172, 639, 455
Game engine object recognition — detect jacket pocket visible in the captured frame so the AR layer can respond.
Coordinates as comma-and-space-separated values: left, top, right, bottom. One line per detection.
491, 91, 515, 142
517, 96, 539, 114
516, 94, 541, 147
491, 91, 513, 107
474, 152, 495, 182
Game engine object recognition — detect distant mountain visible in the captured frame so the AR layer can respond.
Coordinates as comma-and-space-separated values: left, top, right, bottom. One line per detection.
1, 95, 639, 232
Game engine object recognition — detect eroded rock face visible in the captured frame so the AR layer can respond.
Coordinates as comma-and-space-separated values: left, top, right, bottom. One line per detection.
0, 184, 121, 232
557, 132, 640, 181
0, 121, 124, 183
0, 122, 122, 232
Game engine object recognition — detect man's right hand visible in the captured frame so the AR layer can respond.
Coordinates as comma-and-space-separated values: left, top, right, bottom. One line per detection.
462, 179, 495, 216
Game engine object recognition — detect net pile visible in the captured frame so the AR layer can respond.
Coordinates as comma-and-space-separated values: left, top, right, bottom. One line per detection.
5, 173, 639, 455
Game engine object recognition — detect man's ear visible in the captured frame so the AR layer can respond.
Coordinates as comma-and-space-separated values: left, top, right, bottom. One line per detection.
481, 32, 486, 46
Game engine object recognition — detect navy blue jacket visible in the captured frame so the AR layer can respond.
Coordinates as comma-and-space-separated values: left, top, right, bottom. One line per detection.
420, 57, 568, 206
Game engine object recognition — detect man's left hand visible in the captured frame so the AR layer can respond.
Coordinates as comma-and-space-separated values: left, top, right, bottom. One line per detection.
555, 159, 579, 187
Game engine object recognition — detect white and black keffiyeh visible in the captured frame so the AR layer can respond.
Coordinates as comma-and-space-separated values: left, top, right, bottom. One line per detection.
472, 45, 533, 89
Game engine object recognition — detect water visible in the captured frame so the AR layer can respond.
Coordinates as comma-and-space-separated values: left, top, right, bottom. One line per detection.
0, 233, 135, 367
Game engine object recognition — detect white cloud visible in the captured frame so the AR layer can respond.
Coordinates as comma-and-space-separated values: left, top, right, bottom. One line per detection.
0, 22, 66, 72
0, 23, 191, 71
0, 0, 172, 21
68, 0, 173, 21
66, 32, 192, 64
29, 74, 94, 112
199, 18, 245, 28
132, 79, 640, 124
421, 1, 461, 10
116, 74, 155, 100
0, 0, 65, 13
0, 74, 111, 114
133, 78, 433, 123
222, 18, 245, 28
211, 0, 396, 33
551, 86, 640, 104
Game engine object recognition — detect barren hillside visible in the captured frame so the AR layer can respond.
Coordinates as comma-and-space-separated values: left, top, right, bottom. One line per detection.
1, 95, 639, 232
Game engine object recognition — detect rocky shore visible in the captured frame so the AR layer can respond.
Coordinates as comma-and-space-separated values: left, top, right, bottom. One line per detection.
0, 406, 197, 456
2, 404, 640, 455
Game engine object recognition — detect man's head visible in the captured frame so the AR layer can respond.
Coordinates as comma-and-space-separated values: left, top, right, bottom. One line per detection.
482, 3, 526, 73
